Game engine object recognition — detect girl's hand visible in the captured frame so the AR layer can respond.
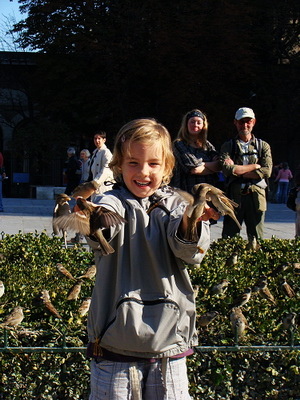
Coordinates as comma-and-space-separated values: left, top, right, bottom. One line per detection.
198, 205, 221, 221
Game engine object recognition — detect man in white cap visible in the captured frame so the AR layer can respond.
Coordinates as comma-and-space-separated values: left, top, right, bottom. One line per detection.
220, 107, 273, 240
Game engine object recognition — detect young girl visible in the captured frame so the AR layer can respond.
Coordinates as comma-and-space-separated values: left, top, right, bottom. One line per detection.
86, 118, 216, 399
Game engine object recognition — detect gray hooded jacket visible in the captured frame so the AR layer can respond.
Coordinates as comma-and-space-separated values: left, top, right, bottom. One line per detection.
87, 185, 210, 358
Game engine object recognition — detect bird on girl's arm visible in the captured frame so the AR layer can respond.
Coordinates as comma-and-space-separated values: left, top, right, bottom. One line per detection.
175, 183, 241, 242
53, 197, 126, 255
71, 180, 100, 199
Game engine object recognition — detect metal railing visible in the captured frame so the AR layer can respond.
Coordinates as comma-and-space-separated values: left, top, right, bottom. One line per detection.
1, 329, 299, 354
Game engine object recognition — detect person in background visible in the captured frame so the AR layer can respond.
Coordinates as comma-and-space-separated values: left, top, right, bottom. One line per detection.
86, 118, 216, 399
274, 161, 293, 203
0, 152, 6, 212
220, 107, 273, 240
63, 147, 81, 195
88, 130, 114, 200
79, 149, 91, 183
171, 109, 221, 194
268, 162, 282, 203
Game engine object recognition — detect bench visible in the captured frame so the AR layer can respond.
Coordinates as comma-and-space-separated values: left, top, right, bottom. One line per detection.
30, 186, 66, 200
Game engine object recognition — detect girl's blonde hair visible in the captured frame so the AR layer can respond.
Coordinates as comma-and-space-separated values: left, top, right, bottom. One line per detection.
110, 118, 175, 184
176, 109, 208, 148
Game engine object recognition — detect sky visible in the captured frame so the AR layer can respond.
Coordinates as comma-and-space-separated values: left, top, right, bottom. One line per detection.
0, 0, 26, 51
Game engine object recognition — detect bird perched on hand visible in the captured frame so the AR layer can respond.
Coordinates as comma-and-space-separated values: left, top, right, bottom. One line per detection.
40, 289, 62, 319
281, 278, 295, 298
0, 280, 4, 298
198, 311, 219, 328
78, 297, 91, 317
67, 280, 83, 301
71, 180, 100, 199
257, 281, 277, 305
56, 263, 76, 280
230, 288, 252, 309
53, 197, 126, 255
76, 264, 97, 280
211, 279, 230, 296
53, 193, 71, 248
230, 307, 255, 337
175, 183, 241, 241
0, 306, 24, 328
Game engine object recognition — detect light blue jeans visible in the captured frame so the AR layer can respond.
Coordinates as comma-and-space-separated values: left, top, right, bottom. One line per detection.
89, 357, 192, 400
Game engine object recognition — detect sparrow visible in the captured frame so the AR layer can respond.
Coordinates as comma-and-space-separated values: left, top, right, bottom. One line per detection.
52, 193, 71, 248
67, 280, 83, 301
268, 264, 288, 278
175, 183, 240, 241
225, 252, 238, 267
78, 297, 91, 317
193, 284, 200, 299
76, 264, 97, 280
282, 312, 297, 331
198, 311, 219, 328
281, 278, 295, 298
230, 307, 255, 337
230, 288, 252, 309
53, 197, 126, 255
0, 306, 24, 328
211, 279, 230, 295
293, 263, 300, 275
71, 180, 100, 199
258, 281, 277, 305
252, 275, 268, 292
0, 280, 4, 298
40, 289, 62, 319
56, 263, 76, 280
246, 236, 260, 251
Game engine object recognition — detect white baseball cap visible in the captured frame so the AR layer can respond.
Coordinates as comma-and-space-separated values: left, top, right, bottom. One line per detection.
235, 107, 255, 120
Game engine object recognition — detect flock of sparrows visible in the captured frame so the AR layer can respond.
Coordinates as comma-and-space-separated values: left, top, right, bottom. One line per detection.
0, 263, 96, 328
196, 261, 299, 339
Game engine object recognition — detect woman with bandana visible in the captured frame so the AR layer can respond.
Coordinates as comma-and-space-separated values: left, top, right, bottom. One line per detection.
172, 109, 221, 194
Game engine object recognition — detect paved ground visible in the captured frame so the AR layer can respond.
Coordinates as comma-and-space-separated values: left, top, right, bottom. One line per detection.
0, 197, 296, 242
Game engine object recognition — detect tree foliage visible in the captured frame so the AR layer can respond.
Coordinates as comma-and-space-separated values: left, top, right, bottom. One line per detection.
7, 0, 300, 167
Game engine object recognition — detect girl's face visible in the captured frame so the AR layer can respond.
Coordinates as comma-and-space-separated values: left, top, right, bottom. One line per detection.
120, 141, 165, 198
187, 117, 204, 136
